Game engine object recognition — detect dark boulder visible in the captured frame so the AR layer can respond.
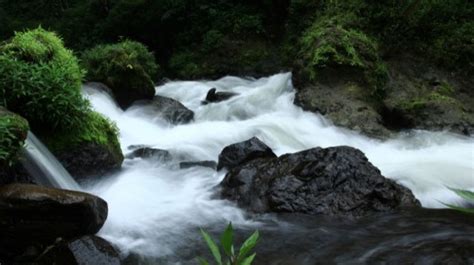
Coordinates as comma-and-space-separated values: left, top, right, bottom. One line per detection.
179, 160, 217, 170
131, 96, 194, 125
221, 146, 420, 217
0, 184, 107, 257
217, 137, 276, 171
204, 88, 238, 104
126, 147, 172, 162
56, 142, 123, 181
38, 235, 121, 265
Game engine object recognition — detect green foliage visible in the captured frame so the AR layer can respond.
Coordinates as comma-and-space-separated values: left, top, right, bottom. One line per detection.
0, 108, 29, 166
44, 110, 121, 158
0, 27, 89, 131
81, 40, 158, 107
298, 15, 388, 98
444, 188, 474, 214
200, 223, 259, 265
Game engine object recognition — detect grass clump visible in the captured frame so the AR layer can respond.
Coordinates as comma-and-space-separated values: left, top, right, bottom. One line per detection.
298, 15, 387, 98
81, 40, 159, 108
0, 108, 29, 166
0, 27, 89, 131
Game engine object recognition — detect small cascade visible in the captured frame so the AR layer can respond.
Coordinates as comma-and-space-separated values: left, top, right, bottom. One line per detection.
22, 131, 81, 191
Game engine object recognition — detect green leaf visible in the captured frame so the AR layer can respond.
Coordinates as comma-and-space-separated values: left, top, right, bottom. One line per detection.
448, 187, 474, 202
220, 222, 234, 257
200, 228, 222, 265
198, 257, 210, 265
237, 230, 259, 262
443, 203, 474, 214
241, 253, 256, 265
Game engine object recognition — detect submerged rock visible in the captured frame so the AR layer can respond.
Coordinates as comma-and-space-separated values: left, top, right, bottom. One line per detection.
179, 160, 217, 170
126, 147, 172, 162
221, 146, 420, 217
204, 88, 238, 104
132, 96, 194, 125
38, 235, 121, 265
0, 184, 107, 257
217, 137, 276, 171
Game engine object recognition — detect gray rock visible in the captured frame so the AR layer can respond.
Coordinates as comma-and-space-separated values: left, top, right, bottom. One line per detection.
179, 160, 217, 170
217, 137, 276, 171
126, 147, 172, 162
221, 146, 420, 217
132, 96, 194, 125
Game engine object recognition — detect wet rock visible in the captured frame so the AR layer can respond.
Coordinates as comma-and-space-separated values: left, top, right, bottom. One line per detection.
0, 184, 107, 257
295, 83, 391, 139
204, 88, 238, 104
126, 147, 172, 162
38, 235, 121, 265
179, 161, 217, 170
217, 137, 276, 171
56, 142, 123, 181
132, 96, 194, 125
221, 146, 420, 217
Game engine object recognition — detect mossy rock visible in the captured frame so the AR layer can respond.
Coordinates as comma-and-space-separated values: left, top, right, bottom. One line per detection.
297, 15, 387, 99
0, 108, 29, 167
0, 27, 89, 131
42, 111, 124, 180
81, 40, 159, 109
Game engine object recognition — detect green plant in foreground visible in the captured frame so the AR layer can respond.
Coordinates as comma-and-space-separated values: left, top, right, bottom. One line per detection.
445, 188, 474, 214
199, 223, 259, 265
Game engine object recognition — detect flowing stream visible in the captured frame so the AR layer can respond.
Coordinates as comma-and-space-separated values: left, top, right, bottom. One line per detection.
82, 73, 473, 263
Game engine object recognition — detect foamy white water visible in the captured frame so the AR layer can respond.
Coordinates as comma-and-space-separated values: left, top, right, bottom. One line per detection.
83, 73, 474, 257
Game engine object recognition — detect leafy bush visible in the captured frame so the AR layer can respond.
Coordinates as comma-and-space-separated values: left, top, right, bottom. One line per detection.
0, 27, 90, 131
44, 110, 121, 158
199, 223, 259, 265
298, 15, 387, 97
0, 108, 29, 166
81, 40, 159, 108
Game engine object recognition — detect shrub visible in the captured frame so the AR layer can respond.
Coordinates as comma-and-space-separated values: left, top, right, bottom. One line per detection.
0, 108, 29, 166
199, 223, 259, 265
298, 15, 387, 98
44, 110, 121, 158
0, 27, 90, 131
81, 40, 159, 108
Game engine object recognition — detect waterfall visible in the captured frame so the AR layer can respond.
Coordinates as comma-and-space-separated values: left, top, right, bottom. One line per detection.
22, 131, 81, 191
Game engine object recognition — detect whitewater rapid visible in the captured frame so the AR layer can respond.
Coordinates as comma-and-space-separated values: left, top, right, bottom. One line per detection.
83, 73, 474, 258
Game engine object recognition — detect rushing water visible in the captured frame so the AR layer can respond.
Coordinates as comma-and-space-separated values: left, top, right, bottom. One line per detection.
22, 131, 81, 190
82, 73, 474, 263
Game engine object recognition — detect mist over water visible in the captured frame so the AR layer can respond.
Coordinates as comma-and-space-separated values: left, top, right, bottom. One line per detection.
82, 73, 474, 258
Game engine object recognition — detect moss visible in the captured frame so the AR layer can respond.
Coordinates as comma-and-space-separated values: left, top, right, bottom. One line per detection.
0, 27, 89, 131
398, 91, 459, 112
298, 15, 388, 98
81, 40, 159, 108
44, 111, 122, 159
0, 108, 29, 166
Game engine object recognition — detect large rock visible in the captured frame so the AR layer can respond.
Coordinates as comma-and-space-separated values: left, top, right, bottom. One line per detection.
56, 142, 123, 181
221, 146, 420, 217
0, 184, 108, 256
217, 137, 276, 171
131, 96, 194, 125
38, 235, 121, 265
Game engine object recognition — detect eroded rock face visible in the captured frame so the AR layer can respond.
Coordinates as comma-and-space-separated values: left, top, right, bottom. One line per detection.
0, 184, 108, 256
39, 235, 122, 265
217, 137, 276, 171
221, 146, 420, 217
132, 96, 194, 125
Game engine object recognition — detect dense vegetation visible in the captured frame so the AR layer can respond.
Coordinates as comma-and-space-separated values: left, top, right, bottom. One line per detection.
0, 108, 28, 166
81, 40, 159, 108
0, 27, 122, 165
0, 0, 471, 78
